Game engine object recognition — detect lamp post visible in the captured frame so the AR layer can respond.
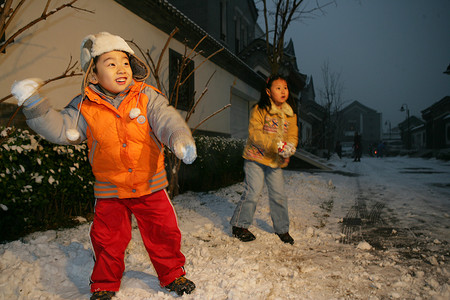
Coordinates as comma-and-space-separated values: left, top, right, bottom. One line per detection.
384, 120, 391, 140
444, 64, 450, 75
400, 104, 410, 149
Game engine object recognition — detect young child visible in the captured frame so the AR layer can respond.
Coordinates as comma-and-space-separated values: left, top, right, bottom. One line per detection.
230, 74, 298, 245
11, 32, 196, 299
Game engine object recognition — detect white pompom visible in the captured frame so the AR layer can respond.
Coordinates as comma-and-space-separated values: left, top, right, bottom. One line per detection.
66, 129, 80, 141
129, 108, 141, 119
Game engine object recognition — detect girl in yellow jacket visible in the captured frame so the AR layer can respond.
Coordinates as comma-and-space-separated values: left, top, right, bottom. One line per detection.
230, 74, 298, 245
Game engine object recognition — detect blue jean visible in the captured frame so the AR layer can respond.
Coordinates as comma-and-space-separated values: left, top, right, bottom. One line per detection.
230, 160, 289, 234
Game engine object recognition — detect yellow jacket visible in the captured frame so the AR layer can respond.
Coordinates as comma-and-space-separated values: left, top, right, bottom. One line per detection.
243, 101, 298, 168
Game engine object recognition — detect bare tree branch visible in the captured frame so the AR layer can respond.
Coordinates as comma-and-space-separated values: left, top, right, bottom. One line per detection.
0, 0, 94, 53
0, 56, 82, 144
154, 27, 179, 91
0, 56, 81, 104
128, 28, 228, 196
0, 0, 25, 40
319, 59, 345, 155
181, 47, 223, 86
185, 70, 217, 123
261, 0, 335, 74
192, 104, 231, 134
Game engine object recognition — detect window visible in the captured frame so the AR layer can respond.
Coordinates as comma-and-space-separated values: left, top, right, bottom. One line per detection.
169, 49, 195, 111
446, 122, 450, 145
241, 24, 247, 48
220, 0, 227, 41
235, 17, 240, 53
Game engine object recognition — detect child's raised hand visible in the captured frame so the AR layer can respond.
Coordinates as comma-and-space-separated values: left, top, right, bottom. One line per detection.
11, 78, 44, 106
173, 137, 197, 164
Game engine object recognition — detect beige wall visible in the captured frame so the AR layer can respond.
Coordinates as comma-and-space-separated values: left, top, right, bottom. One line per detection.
1, 0, 260, 135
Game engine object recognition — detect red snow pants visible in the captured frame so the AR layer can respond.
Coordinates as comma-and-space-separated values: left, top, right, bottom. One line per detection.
89, 190, 186, 292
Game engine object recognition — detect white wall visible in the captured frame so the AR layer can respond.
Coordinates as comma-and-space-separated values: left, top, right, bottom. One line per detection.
1, 0, 260, 135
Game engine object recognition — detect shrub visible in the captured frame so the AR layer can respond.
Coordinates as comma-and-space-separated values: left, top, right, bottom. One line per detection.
0, 127, 95, 242
0, 127, 245, 242
177, 136, 245, 192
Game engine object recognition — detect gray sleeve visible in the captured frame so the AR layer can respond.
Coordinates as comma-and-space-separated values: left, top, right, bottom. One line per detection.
145, 87, 193, 149
22, 95, 88, 145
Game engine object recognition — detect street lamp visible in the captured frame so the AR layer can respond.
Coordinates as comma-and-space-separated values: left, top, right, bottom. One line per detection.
400, 104, 410, 150
384, 120, 391, 140
444, 64, 450, 75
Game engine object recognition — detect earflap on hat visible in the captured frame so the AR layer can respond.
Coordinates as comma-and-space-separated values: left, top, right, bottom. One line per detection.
129, 55, 149, 81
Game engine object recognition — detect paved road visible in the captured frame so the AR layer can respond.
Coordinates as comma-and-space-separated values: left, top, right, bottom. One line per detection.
325, 156, 450, 255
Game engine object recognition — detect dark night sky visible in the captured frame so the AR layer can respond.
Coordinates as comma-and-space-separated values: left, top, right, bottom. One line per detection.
276, 0, 450, 129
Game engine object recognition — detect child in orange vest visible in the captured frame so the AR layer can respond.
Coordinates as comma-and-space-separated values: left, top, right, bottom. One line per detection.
11, 32, 196, 299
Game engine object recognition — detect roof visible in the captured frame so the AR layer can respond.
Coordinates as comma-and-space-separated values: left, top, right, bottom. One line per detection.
114, 0, 264, 89
398, 115, 424, 130
341, 100, 379, 114
421, 96, 450, 117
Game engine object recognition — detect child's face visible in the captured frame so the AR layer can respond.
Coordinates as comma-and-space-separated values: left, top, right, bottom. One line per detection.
266, 79, 289, 107
91, 51, 133, 94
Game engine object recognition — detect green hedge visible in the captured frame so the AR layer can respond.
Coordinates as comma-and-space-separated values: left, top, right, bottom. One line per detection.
179, 135, 245, 192
0, 127, 245, 242
0, 127, 95, 242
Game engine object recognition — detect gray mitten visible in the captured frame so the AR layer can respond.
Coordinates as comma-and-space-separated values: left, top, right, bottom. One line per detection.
173, 137, 197, 164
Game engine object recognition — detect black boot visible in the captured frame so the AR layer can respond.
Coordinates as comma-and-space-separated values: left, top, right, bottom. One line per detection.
276, 232, 294, 245
165, 276, 196, 296
90, 291, 116, 300
232, 226, 256, 242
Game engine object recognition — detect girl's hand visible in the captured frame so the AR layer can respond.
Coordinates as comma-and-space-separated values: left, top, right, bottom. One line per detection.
278, 141, 296, 158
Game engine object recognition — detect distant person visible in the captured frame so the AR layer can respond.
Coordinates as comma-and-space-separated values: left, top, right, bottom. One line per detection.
11, 32, 196, 299
353, 132, 362, 162
335, 141, 342, 159
377, 141, 385, 158
230, 74, 298, 245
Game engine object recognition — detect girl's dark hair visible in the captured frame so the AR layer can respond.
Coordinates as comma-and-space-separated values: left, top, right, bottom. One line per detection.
257, 74, 297, 112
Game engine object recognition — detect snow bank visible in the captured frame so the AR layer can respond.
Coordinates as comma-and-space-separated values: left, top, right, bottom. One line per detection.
1, 156, 449, 299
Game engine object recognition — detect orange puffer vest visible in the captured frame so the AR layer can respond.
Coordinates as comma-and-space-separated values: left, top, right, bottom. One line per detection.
81, 82, 167, 199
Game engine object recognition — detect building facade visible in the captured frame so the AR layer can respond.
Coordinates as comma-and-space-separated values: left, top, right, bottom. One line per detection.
337, 101, 382, 154
1, 0, 263, 138
167, 0, 258, 56
421, 96, 450, 150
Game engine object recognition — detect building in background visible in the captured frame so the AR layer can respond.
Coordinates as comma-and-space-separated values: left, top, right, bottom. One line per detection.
421, 96, 450, 151
8, 0, 447, 157
336, 100, 382, 155
169, 0, 309, 141
167, 0, 258, 56
398, 116, 425, 150
1, 0, 263, 138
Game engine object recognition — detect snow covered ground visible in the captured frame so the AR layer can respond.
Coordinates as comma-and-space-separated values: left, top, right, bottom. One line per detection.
1, 155, 449, 299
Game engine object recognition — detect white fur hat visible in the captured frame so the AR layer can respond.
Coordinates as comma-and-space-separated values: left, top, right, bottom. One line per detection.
80, 32, 149, 81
